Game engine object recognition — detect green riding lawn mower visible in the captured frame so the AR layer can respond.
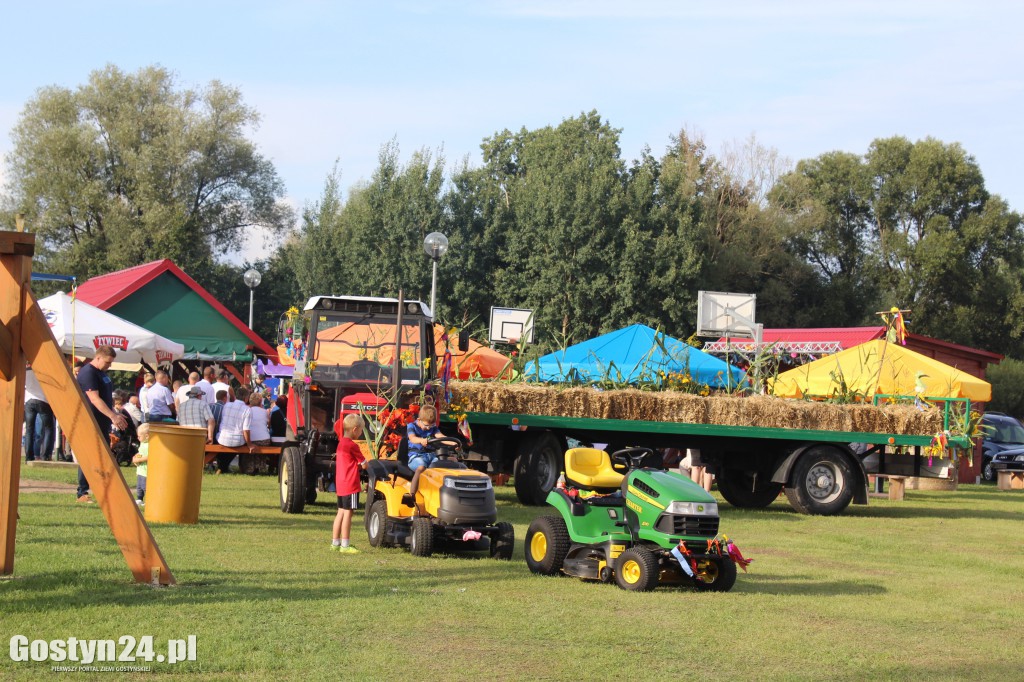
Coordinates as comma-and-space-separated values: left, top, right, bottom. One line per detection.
525, 446, 750, 592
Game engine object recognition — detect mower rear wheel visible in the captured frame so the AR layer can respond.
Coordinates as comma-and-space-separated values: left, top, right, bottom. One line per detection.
410, 517, 435, 557
615, 547, 660, 592
366, 500, 394, 548
489, 522, 515, 560
695, 555, 738, 592
524, 515, 570, 575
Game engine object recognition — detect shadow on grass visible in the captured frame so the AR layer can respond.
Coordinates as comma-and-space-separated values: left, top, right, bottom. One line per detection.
736, 573, 886, 596
841, 505, 1022, 521
0, 561, 523, 613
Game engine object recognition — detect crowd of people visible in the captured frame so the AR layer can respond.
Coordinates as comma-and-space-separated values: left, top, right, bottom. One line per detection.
22, 350, 287, 503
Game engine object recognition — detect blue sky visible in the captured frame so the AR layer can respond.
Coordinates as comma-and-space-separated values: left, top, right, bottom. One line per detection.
2, 1, 1021, 263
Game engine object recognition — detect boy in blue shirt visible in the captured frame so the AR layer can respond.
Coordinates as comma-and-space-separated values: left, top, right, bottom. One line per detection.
406, 405, 440, 505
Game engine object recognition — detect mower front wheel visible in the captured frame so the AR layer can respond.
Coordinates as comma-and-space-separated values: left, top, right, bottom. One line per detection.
410, 517, 435, 557
695, 555, 738, 592
615, 547, 660, 592
524, 515, 570, 575
489, 522, 515, 560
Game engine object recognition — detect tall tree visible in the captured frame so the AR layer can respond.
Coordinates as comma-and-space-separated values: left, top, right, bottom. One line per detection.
2, 64, 291, 278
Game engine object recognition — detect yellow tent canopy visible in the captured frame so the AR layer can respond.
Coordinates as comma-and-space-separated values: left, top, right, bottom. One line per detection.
769, 339, 991, 401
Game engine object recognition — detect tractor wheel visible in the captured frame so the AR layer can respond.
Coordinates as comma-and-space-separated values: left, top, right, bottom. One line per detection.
717, 468, 783, 509
784, 446, 855, 515
279, 446, 306, 514
488, 522, 515, 560
410, 517, 435, 557
524, 515, 570, 575
615, 546, 660, 592
366, 500, 394, 548
514, 432, 562, 505
695, 555, 738, 592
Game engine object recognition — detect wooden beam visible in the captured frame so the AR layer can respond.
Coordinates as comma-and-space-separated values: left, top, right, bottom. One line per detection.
20, 290, 175, 585
0, 231, 35, 257
0, 243, 29, 575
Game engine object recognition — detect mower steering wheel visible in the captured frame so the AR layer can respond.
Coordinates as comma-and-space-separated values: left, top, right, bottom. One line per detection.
611, 447, 654, 471
428, 436, 463, 459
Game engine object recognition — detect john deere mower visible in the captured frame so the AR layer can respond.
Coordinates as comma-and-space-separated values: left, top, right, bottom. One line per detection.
525, 447, 748, 592
364, 437, 515, 559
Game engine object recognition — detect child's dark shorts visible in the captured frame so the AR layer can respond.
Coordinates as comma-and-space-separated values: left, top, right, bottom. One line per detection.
337, 493, 360, 510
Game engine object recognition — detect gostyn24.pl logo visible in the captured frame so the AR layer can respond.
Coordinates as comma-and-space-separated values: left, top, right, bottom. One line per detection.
10, 635, 196, 665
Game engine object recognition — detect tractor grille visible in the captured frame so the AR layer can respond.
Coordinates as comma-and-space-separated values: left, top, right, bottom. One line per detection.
446, 477, 490, 491
655, 513, 719, 537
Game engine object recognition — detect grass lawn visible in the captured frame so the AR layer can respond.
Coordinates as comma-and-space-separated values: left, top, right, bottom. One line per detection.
2, 463, 1022, 681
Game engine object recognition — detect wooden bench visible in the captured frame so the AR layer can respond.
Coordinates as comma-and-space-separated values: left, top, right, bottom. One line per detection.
996, 470, 1024, 491
203, 444, 285, 466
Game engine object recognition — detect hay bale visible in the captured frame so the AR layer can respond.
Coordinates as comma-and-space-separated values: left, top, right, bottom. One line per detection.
448, 381, 945, 436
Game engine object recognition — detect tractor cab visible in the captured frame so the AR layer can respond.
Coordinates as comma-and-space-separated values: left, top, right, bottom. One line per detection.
277, 295, 434, 513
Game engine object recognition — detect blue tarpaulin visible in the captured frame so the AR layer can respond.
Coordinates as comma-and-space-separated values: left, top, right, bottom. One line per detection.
525, 324, 744, 388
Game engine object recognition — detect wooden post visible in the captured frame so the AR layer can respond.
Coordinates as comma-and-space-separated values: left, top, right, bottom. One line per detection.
21, 291, 175, 584
888, 475, 907, 501
0, 231, 33, 576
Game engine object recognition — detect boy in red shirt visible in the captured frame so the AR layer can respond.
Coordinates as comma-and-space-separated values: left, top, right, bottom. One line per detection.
331, 414, 367, 554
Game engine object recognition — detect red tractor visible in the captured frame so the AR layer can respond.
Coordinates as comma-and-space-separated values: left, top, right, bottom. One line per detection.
277, 295, 447, 513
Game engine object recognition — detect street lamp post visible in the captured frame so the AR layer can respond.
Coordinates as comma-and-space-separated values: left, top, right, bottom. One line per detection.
422, 232, 449, 320
243, 268, 262, 329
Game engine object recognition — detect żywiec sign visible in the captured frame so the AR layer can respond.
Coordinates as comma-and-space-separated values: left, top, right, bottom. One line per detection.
93, 335, 130, 351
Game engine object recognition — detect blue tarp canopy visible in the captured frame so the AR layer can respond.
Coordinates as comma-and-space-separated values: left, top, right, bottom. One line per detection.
525, 324, 744, 387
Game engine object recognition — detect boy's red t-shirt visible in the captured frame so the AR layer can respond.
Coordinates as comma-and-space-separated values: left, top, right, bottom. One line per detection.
334, 432, 366, 497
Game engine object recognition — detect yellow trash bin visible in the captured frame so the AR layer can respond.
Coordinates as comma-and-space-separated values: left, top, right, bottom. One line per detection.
145, 424, 208, 524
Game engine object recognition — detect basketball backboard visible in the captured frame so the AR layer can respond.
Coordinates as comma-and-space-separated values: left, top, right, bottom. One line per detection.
696, 291, 760, 339
489, 307, 535, 344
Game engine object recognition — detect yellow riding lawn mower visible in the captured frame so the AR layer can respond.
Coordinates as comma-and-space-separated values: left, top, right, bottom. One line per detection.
364, 437, 515, 559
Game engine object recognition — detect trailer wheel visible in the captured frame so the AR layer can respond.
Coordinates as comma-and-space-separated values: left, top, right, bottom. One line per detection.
279, 446, 306, 514
695, 555, 738, 592
784, 446, 855, 515
524, 515, 570, 575
410, 517, 435, 557
514, 433, 562, 505
615, 547, 660, 592
717, 469, 783, 509
488, 522, 515, 560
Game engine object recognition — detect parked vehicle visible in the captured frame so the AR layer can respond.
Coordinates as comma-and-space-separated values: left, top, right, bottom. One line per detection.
980, 412, 1024, 482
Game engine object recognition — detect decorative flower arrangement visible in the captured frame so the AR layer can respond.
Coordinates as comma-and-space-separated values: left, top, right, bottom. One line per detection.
376, 404, 421, 454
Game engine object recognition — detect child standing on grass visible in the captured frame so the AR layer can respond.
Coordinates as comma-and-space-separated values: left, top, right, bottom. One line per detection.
131, 423, 151, 506
331, 414, 367, 554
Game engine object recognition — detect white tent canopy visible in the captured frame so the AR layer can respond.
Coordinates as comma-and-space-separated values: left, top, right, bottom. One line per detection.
37, 292, 185, 370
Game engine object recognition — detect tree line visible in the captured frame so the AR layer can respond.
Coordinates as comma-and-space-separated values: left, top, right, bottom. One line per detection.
4, 66, 1024, 411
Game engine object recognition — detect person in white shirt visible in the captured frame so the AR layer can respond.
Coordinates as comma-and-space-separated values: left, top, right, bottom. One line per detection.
217, 386, 253, 450
196, 366, 216, 404
248, 393, 272, 444
145, 371, 176, 422
138, 373, 155, 417
124, 395, 144, 426
212, 370, 234, 403
24, 366, 55, 461
175, 372, 201, 412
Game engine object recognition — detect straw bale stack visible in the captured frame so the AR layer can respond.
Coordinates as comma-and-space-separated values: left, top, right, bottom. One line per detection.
449, 381, 943, 436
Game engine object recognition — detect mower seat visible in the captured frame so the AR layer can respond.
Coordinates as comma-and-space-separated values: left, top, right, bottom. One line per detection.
565, 448, 624, 489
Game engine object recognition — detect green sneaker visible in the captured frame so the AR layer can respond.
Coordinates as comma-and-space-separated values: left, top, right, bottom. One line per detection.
329, 543, 342, 552
337, 545, 360, 555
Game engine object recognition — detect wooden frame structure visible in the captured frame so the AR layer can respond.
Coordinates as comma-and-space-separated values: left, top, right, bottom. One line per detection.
0, 228, 174, 585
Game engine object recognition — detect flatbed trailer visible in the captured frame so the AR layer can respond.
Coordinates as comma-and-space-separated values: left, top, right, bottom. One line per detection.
450, 402, 970, 516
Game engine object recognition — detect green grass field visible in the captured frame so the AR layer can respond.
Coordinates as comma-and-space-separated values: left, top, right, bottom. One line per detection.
2, 465, 1022, 681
